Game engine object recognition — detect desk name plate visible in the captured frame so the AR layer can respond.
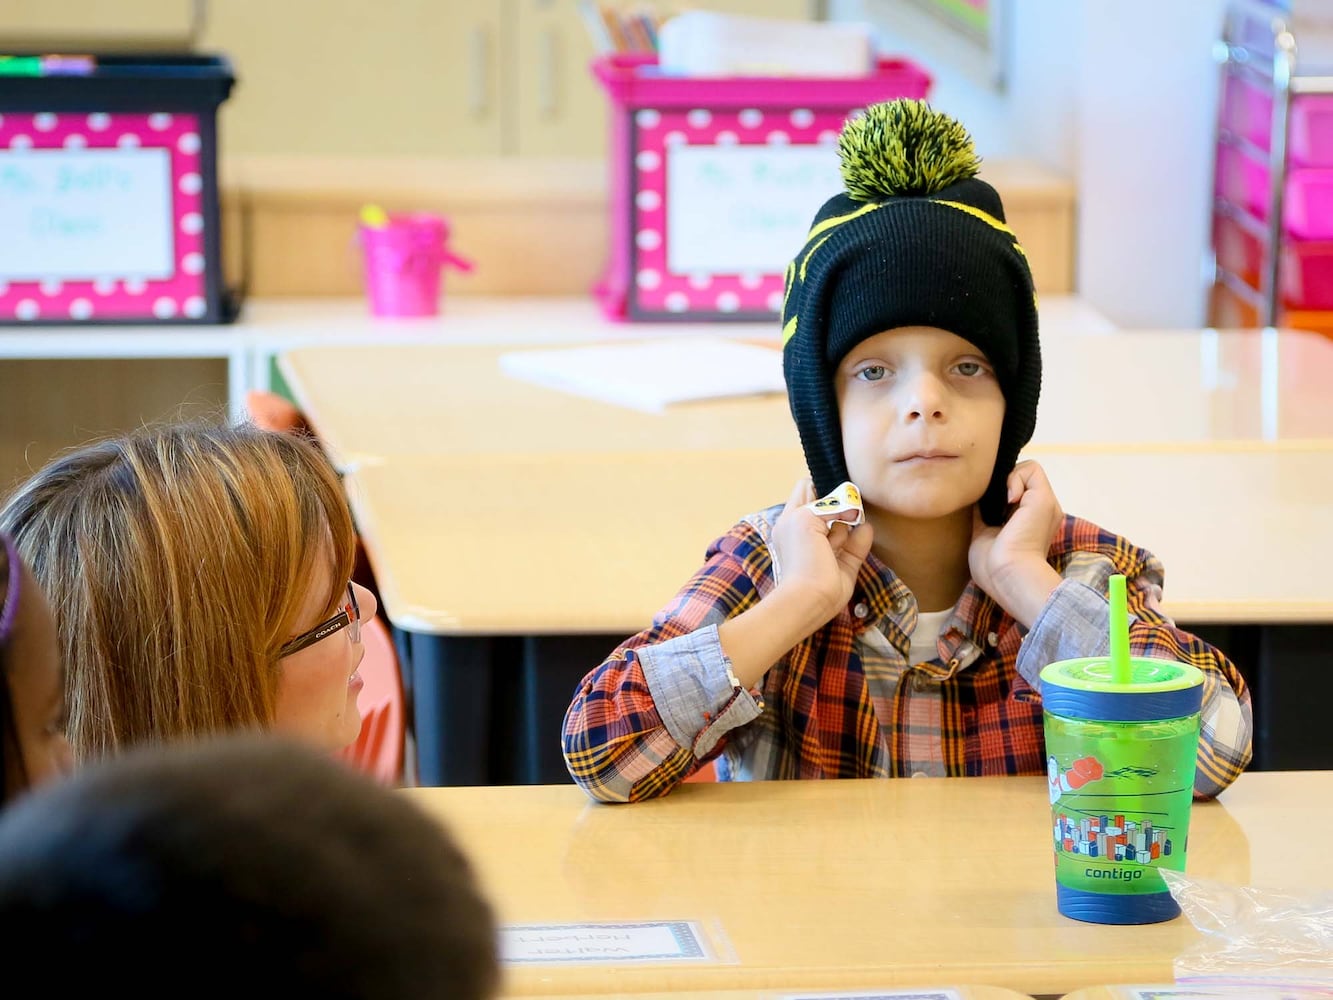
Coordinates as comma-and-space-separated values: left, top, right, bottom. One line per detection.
500, 920, 717, 965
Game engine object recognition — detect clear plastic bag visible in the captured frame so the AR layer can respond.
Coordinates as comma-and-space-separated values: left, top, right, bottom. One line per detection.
1161, 867, 1333, 994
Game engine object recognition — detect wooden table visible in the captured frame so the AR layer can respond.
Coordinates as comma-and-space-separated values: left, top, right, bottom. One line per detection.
1036, 448, 1333, 773
279, 326, 1333, 470
1034, 449, 1333, 625
345, 450, 806, 785
1031, 325, 1333, 452
282, 340, 798, 470
347, 447, 1333, 784
281, 325, 1333, 783
403, 771, 1331, 998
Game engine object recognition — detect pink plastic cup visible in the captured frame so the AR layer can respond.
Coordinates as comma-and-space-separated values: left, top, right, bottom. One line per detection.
358, 213, 473, 318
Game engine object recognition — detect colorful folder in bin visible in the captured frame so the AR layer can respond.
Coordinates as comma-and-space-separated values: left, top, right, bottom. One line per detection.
591, 53, 930, 322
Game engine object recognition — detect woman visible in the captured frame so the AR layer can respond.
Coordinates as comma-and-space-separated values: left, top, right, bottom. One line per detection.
0, 532, 73, 803
0, 423, 377, 762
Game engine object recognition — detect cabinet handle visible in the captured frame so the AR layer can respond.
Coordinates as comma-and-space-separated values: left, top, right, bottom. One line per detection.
469, 25, 490, 118
538, 27, 558, 118
189, 0, 209, 46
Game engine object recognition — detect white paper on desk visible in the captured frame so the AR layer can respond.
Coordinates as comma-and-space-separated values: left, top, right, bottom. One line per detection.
498, 338, 785, 414
499, 920, 715, 965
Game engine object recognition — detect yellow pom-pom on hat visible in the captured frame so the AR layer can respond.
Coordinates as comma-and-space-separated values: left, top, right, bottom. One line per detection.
837, 98, 981, 201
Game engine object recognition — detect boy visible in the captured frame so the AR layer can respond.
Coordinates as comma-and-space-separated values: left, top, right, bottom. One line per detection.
563, 99, 1253, 804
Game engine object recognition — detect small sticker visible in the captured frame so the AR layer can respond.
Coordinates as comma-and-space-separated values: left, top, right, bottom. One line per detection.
805, 480, 864, 528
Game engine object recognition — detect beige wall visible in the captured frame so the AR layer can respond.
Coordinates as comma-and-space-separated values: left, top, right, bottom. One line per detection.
0, 359, 228, 499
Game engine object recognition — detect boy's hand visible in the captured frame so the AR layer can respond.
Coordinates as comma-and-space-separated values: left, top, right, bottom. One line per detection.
771, 478, 874, 629
968, 460, 1063, 629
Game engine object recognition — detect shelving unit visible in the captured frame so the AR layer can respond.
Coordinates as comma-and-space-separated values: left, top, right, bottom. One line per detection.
1209, 0, 1333, 333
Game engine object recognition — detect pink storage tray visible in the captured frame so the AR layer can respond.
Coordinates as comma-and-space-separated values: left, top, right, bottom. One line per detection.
1282, 237, 1333, 309
1217, 145, 1333, 240
1223, 74, 1333, 168
591, 54, 931, 321
1215, 212, 1333, 309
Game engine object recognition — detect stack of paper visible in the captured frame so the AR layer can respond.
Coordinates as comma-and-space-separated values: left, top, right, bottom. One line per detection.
657, 11, 874, 78
498, 338, 785, 414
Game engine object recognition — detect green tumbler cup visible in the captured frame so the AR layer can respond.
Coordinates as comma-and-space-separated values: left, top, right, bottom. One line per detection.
1041, 655, 1204, 924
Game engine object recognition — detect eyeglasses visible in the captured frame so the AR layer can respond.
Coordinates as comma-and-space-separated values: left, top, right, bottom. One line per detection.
279, 583, 360, 659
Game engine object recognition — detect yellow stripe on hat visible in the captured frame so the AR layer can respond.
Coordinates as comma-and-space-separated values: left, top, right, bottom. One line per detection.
805, 200, 882, 242
937, 198, 1030, 262
799, 232, 836, 282
782, 314, 799, 346
935, 199, 1016, 236
790, 205, 877, 303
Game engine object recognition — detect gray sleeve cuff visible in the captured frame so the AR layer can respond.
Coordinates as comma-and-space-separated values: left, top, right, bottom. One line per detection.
1018, 579, 1122, 690
638, 624, 763, 751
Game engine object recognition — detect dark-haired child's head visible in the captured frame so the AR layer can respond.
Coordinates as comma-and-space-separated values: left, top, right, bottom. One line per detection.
0, 734, 500, 998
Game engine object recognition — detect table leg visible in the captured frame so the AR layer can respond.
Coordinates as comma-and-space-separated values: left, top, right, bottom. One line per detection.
1255, 624, 1333, 769
511, 634, 622, 785
1183, 622, 1333, 771
401, 631, 495, 787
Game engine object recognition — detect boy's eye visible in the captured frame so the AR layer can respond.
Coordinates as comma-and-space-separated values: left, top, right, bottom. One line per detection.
856, 365, 887, 382
955, 360, 987, 377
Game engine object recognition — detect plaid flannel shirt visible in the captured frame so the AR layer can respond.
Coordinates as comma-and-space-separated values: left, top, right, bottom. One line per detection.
563, 510, 1253, 804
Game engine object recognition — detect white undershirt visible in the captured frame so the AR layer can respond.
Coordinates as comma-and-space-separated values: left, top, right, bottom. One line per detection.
909, 607, 954, 666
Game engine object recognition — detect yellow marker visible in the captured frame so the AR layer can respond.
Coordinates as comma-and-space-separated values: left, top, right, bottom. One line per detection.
359, 204, 389, 229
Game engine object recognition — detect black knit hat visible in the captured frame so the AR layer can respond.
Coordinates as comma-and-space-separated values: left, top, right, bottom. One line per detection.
781, 99, 1041, 526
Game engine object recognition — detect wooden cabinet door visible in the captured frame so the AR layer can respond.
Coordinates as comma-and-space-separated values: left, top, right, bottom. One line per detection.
510, 0, 818, 158
0, 0, 196, 48
512, 0, 607, 157
676, 0, 815, 17
199, 0, 506, 156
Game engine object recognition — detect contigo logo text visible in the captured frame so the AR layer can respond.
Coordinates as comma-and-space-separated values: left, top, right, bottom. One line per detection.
1084, 868, 1145, 880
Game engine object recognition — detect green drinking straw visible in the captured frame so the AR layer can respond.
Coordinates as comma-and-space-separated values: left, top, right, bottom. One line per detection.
1108, 573, 1132, 684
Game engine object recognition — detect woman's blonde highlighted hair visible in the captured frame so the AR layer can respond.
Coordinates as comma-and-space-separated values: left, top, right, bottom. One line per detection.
0, 423, 356, 762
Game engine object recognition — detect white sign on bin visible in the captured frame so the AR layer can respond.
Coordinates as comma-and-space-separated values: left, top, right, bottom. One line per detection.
0, 148, 174, 281
666, 144, 842, 274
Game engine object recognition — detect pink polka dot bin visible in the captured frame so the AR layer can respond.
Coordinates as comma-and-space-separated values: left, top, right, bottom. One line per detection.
629, 105, 856, 319
592, 54, 931, 322
0, 112, 211, 323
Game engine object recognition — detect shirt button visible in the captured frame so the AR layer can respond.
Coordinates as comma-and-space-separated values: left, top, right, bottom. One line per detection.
912, 675, 928, 692
852, 601, 869, 619
893, 595, 910, 613
912, 770, 929, 778
987, 631, 999, 647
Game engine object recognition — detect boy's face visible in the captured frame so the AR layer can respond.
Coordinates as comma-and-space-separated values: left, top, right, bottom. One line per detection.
834, 326, 1005, 520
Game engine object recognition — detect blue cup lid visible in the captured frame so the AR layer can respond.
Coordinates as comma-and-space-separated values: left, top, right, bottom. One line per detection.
1041, 657, 1204, 722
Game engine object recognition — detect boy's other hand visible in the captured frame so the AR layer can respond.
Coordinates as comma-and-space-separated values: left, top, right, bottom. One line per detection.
968, 460, 1063, 629
772, 478, 875, 628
